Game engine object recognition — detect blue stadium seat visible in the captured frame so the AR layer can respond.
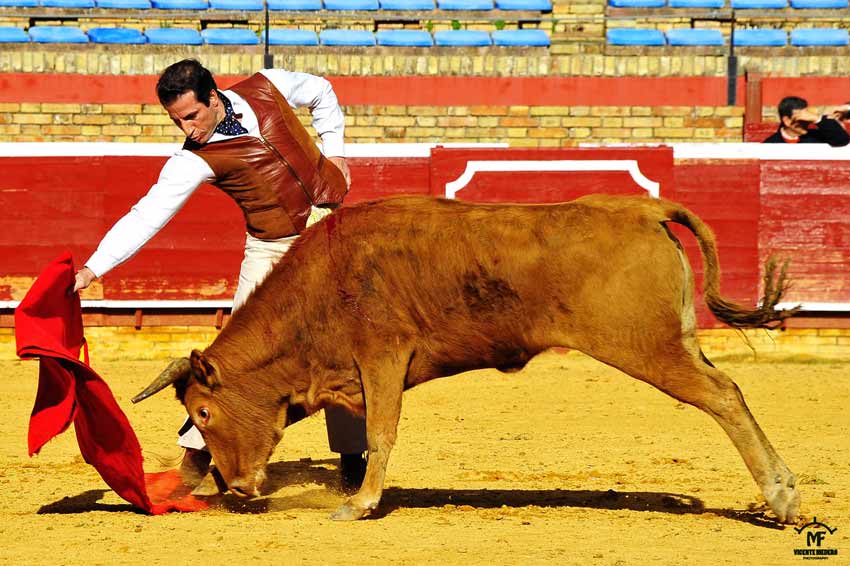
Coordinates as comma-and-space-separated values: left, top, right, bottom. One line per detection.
210, 0, 263, 9
0, 0, 38, 6
669, 0, 724, 7
791, 28, 850, 46
731, 0, 787, 8
608, 0, 665, 7
151, 0, 208, 8
267, 0, 321, 8
324, 0, 379, 8
29, 26, 89, 43
264, 28, 319, 44
666, 28, 724, 45
376, 29, 434, 46
433, 29, 491, 45
380, 0, 435, 8
202, 28, 259, 44
96, 0, 152, 7
319, 29, 376, 45
144, 27, 203, 44
41, 0, 94, 6
606, 28, 665, 45
0, 27, 29, 42
733, 28, 786, 46
437, 0, 494, 9
491, 29, 550, 46
495, 0, 551, 9
790, 0, 847, 7
88, 27, 147, 43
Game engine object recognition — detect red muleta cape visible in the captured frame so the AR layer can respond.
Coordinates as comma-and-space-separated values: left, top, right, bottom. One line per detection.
15, 252, 206, 514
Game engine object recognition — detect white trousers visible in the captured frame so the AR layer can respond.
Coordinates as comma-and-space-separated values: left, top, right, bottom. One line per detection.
178, 207, 367, 454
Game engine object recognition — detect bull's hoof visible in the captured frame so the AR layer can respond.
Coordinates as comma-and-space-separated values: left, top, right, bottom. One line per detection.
330, 501, 369, 521
765, 474, 801, 524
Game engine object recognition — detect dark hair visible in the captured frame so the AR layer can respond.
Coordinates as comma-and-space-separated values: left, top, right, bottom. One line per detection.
777, 96, 807, 119
156, 59, 217, 106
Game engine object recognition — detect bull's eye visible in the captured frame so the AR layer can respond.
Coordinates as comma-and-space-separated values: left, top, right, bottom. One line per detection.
198, 407, 210, 425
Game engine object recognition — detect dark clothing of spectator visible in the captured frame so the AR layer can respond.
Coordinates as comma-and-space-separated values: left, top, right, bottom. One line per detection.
763, 117, 850, 146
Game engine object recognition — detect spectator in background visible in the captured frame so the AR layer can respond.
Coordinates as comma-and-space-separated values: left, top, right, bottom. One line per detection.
763, 96, 850, 146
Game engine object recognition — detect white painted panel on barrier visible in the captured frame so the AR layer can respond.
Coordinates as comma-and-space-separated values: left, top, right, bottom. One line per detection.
444, 160, 661, 199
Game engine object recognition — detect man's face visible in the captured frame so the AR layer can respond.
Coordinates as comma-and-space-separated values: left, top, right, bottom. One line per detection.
164, 89, 222, 144
781, 107, 817, 137
782, 115, 809, 137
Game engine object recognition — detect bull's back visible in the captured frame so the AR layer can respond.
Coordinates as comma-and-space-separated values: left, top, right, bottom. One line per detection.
289, 195, 686, 377
315, 195, 675, 285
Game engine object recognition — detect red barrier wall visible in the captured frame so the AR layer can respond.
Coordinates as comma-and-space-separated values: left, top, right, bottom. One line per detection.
1, 153, 434, 301
673, 159, 762, 325
760, 161, 850, 304
2, 145, 848, 329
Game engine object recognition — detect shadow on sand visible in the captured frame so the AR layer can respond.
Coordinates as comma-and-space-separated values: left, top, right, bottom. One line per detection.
208, 459, 786, 529
37, 489, 139, 514
37, 458, 784, 529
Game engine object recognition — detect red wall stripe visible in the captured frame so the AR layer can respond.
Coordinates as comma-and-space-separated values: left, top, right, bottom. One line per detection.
5, 73, 847, 107
0, 73, 745, 107
761, 77, 850, 107
0, 73, 162, 104
328, 76, 746, 107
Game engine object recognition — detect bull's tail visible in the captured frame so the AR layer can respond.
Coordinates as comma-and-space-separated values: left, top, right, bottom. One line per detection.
662, 200, 799, 329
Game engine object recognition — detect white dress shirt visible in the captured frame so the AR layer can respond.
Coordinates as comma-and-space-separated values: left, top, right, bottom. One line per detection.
85, 68, 346, 278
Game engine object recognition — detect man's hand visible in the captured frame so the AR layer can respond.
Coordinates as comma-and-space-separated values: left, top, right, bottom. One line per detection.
73, 267, 96, 293
828, 103, 850, 121
790, 107, 821, 125
328, 156, 351, 189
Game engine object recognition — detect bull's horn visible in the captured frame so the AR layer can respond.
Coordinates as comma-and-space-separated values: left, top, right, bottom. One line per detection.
132, 357, 191, 404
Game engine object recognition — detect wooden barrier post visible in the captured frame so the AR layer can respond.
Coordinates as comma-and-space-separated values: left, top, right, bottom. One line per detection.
745, 70, 763, 126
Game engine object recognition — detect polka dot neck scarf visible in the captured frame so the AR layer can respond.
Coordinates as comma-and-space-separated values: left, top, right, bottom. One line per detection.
214, 91, 248, 137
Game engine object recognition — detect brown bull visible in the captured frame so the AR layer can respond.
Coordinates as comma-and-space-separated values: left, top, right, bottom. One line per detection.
134, 194, 801, 522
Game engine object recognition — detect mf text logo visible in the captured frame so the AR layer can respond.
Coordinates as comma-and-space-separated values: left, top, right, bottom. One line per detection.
793, 517, 839, 560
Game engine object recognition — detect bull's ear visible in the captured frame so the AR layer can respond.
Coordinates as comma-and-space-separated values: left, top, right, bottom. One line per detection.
190, 349, 220, 389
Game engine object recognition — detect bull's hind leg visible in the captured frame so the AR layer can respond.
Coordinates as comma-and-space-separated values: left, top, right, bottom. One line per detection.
630, 351, 800, 523
330, 351, 408, 521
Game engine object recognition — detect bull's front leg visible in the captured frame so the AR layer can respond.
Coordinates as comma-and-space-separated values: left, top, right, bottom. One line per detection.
330, 352, 407, 521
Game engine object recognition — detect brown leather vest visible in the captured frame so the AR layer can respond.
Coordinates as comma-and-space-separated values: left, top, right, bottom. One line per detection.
186, 73, 348, 239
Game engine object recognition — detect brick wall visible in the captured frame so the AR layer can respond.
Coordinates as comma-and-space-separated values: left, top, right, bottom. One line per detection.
0, 101, 745, 144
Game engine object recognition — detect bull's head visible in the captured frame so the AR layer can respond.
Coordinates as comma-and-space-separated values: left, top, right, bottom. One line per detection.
133, 350, 295, 498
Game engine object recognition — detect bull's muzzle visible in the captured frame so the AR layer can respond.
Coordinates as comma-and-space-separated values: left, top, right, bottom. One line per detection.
227, 468, 266, 499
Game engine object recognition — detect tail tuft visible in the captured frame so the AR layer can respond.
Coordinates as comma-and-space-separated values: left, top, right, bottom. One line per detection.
664, 199, 799, 330
706, 256, 800, 329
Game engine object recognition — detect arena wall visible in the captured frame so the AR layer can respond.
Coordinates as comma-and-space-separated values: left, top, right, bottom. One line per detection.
1, 143, 848, 361
3, 1, 849, 359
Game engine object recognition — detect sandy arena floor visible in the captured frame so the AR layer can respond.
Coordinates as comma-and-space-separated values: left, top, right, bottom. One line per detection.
0, 351, 847, 565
